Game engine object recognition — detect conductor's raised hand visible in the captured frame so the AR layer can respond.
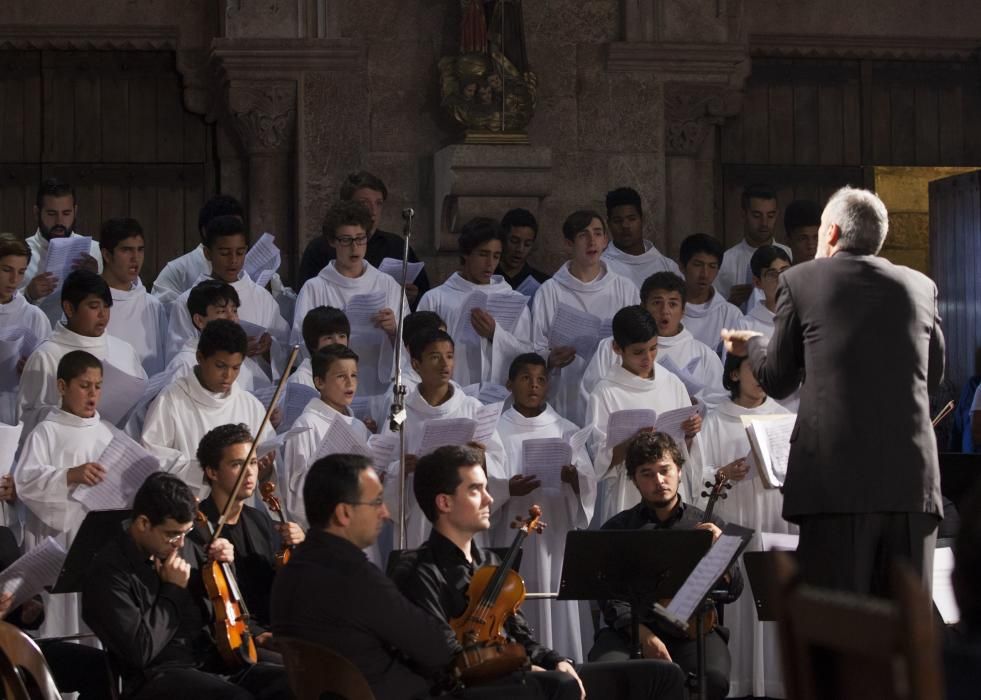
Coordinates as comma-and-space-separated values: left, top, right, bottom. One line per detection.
720, 328, 763, 358
67, 462, 106, 487
156, 549, 191, 588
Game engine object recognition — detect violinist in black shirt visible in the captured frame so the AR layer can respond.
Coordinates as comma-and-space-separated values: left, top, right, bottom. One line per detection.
81, 472, 291, 699
392, 444, 686, 700
590, 432, 743, 700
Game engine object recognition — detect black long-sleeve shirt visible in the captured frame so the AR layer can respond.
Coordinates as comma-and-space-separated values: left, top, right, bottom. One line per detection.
390, 529, 565, 670
270, 529, 451, 700
600, 499, 744, 640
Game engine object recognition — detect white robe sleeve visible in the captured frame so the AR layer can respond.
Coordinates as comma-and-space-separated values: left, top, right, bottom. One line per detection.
140, 392, 195, 489
16, 350, 59, 435
13, 427, 76, 533
579, 338, 617, 410
565, 425, 598, 528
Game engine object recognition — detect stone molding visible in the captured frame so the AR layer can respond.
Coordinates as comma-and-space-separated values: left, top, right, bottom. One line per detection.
607, 41, 749, 83
0, 24, 178, 50
750, 33, 981, 61
210, 37, 362, 79
664, 84, 742, 156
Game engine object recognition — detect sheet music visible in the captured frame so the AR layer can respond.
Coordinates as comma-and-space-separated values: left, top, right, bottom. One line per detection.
346, 292, 388, 337
515, 275, 540, 299
548, 304, 603, 360
742, 414, 796, 488
486, 293, 527, 335
658, 355, 706, 397
666, 534, 744, 621
606, 409, 657, 449
0, 537, 67, 608
453, 291, 489, 345
244, 233, 281, 285
472, 402, 503, 444
379, 257, 424, 285
759, 532, 799, 552
367, 432, 399, 468
933, 547, 959, 624
314, 419, 370, 461
654, 405, 699, 445
73, 433, 160, 510
258, 424, 312, 456
99, 362, 148, 426
0, 326, 40, 390
249, 383, 283, 408
521, 438, 571, 490
279, 383, 318, 432
42, 236, 93, 280
477, 383, 510, 405
0, 422, 23, 476
416, 417, 476, 456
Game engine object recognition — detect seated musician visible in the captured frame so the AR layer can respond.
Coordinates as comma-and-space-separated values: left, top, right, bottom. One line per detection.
392, 444, 687, 700
270, 453, 454, 700
590, 431, 743, 700
191, 423, 305, 651
81, 472, 292, 699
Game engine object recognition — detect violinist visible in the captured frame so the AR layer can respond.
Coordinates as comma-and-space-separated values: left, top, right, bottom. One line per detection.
192, 423, 304, 649
392, 445, 686, 700
81, 472, 292, 700
591, 432, 742, 700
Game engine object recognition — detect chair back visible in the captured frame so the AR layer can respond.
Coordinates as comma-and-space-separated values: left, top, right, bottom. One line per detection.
276, 635, 375, 700
0, 621, 62, 700
773, 552, 943, 700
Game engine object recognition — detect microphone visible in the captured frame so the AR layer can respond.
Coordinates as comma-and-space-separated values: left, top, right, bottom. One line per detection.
402, 208, 415, 220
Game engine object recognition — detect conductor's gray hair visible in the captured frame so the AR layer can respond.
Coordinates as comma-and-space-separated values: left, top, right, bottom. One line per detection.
822, 186, 889, 255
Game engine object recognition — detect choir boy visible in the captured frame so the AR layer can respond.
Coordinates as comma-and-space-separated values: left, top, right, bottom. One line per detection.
142, 319, 273, 498
783, 199, 821, 265
679, 233, 745, 355
586, 306, 701, 525
0, 233, 50, 425
100, 217, 168, 376
741, 245, 792, 337
495, 352, 597, 660
288, 305, 350, 389
418, 217, 533, 387
602, 187, 681, 287
531, 210, 637, 425
495, 208, 550, 299
18, 269, 146, 434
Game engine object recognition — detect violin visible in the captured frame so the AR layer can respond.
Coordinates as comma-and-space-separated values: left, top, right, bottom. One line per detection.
449, 505, 546, 686
259, 482, 292, 567
195, 510, 258, 669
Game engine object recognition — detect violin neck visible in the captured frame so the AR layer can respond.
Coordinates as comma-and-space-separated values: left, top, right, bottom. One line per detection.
477, 527, 528, 609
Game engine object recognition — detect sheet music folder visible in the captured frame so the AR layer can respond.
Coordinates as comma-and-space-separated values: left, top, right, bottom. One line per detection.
51, 509, 130, 594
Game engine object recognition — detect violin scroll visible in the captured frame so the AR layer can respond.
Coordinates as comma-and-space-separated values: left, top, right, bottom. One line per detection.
510, 505, 546, 535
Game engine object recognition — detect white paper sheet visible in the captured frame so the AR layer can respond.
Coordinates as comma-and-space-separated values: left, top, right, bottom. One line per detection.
654, 405, 700, 445
367, 432, 399, 469
42, 236, 93, 280
249, 382, 284, 408
472, 402, 503, 444
0, 422, 23, 476
666, 533, 744, 621
521, 438, 572, 490
416, 417, 476, 457
99, 362, 149, 427
313, 419, 370, 461
73, 433, 160, 511
547, 304, 606, 360
244, 233, 281, 285
258, 424, 312, 456
515, 275, 541, 300
379, 257, 424, 286
759, 532, 799, 552
742, 414, 797, 488
659, 355, 706, 397
346, 291, 388, 338
0, 326, 39, 391
0, 537, 67, 608
280, 383, 319, 432
606, 408, 658, 449
933, 547, 959, 624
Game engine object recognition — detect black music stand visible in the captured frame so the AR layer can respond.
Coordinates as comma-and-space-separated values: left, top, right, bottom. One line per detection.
51, 509, 130, 594
743, 550, 798, 622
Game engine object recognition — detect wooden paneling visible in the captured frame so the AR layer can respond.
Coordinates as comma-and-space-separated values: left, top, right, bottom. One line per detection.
930, 171, 981, 392
0, 49, 214, 282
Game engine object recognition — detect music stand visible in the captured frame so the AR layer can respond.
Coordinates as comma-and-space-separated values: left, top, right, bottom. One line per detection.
939, 452, 981, 513
557, 529, 712, 658
51, 509, 130, 594
743, 550, 798, 622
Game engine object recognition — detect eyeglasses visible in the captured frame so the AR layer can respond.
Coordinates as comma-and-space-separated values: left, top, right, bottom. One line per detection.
346, 496, 386, 508
164, 527, 195, 545
761, 267, 788, 280
334, 235, 368, 247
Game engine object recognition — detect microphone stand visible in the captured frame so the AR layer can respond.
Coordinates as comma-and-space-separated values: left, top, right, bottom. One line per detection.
390, 208, 414, 549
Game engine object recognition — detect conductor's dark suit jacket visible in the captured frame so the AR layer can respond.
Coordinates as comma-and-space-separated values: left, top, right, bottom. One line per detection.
747, 250, 945, 522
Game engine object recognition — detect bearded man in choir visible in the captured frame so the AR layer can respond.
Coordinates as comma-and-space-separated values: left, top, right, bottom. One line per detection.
494, 352, 596, 660
142, 319, 274, 498
18, 269, 146, 434
419, 217, 533, 387
191, 423, 303, 649
15, 350, 112, 638
602, 187, 681, 288
100, 217, 168, 376
20, 177, 102, 325
586, 306, 702, 525
531, 210, 637, 426
678, 234, 746, 356
0, 233, 51, 425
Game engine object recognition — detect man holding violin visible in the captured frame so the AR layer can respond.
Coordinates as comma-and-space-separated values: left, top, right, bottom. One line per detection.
392, 444, 686, 700
82, 472, 293, 699
192, 423, 305, 652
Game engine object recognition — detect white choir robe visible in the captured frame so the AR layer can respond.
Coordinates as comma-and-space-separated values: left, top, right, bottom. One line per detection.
531, 263, 637, 427
14, 408, 113, 638
279, 396, 383, 566
17, 324, 147, 435
151, 244, 209, 305
700, 397, 796, 699
0, 292, 51, 425
287, 358, 314, 389
166, 271, 291, 373
494, 406, 597, 662
586, 366, 703, 527
166, 336, 268, 391
107, 280, 168, 376
682, 289, 746, 355
602, 240, 682, 289
20, 230, 103, 327
741, 304, 800, 412
141, 373, 273, 498
417, 272, 534, 387
713, 238, 793, 302
381, 383, 509, 549
292, 261, 406, 412
580, 330, 727, 410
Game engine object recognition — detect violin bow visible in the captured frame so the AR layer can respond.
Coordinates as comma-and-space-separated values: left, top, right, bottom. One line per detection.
211, 344, 300, 542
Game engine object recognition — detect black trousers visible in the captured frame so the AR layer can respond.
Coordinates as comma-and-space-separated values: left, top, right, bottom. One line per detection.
39, 640, 113, 700
796, 511, 938, 597
128, 662, 292, 700
589, 626, 731, 700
